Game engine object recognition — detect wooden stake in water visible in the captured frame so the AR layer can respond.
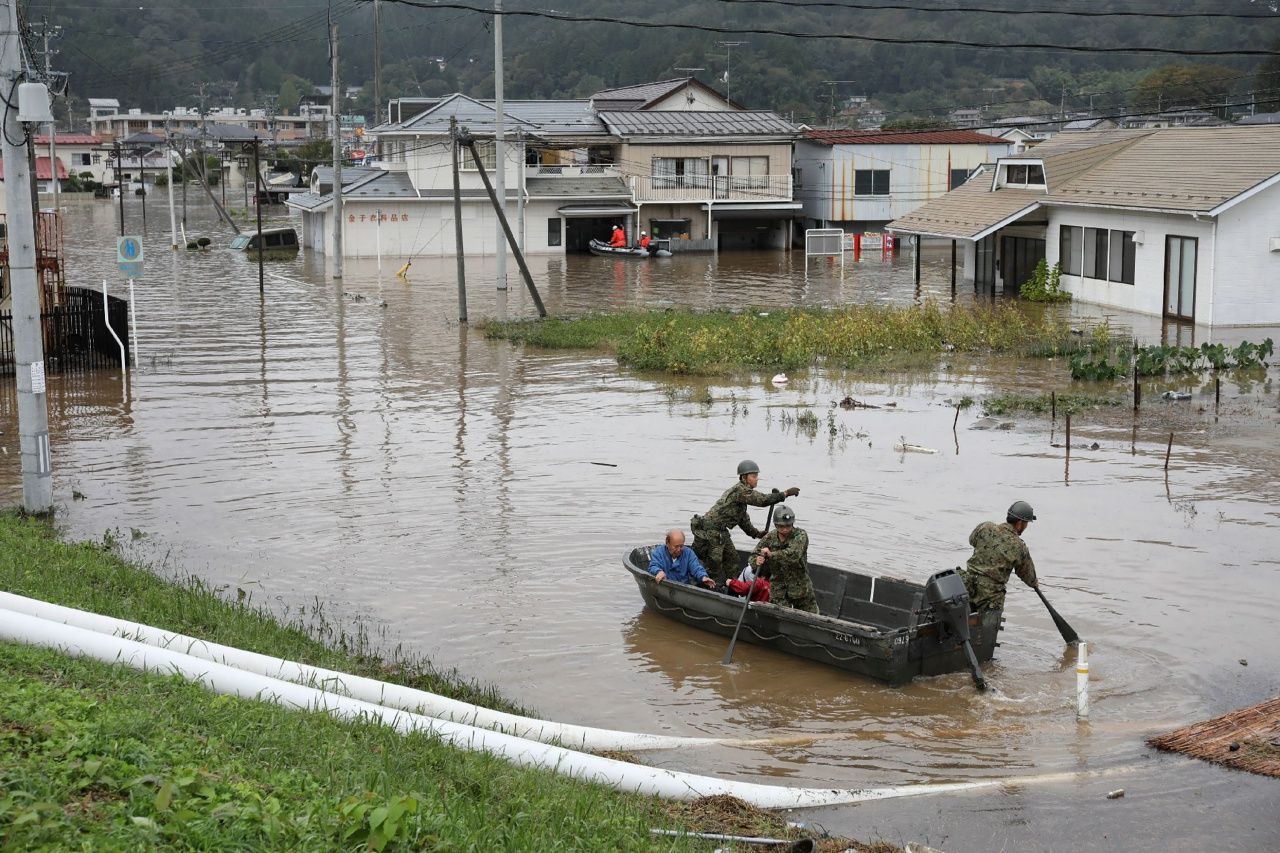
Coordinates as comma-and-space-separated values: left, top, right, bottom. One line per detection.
1065, 413, 1071, 459
1165, 432, 1174, 470
1215, 375, 1221, 413
1051, 391, 1056, 422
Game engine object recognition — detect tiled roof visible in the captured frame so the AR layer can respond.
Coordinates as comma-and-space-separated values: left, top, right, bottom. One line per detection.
287, 169, 419, 211
803, 129, 1006, 145
33, 133, 100, 145
380, 94, 604, 137
598, 110, 798, 137
888, 126, 1280, 236
591, 79, 688, 103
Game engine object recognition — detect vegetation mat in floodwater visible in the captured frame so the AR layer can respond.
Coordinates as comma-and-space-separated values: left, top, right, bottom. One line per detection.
484, 303, 1073, 375
1148, 696, 1280, 779
981, 392, 1126, 417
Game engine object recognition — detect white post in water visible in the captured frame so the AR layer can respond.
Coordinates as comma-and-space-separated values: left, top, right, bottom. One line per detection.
1076, 641, 1090, 719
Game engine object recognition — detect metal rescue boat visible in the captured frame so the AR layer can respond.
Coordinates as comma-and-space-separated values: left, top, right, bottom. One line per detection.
624, 547, 999, 687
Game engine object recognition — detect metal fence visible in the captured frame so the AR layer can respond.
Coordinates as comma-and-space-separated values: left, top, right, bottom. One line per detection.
0, 286, 131, 376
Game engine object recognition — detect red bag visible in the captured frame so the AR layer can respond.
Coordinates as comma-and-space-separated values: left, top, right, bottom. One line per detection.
726, 578, 770, 602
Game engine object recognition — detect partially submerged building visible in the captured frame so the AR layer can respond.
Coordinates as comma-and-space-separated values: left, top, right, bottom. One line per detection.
887, 127, 1280, 325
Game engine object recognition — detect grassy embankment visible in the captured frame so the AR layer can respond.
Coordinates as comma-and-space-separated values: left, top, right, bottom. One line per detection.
482, 301, 1083, 375
0, 514, 877, 851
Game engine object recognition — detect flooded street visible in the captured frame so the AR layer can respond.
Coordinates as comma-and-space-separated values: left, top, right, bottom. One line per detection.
3, 196, 1279, 850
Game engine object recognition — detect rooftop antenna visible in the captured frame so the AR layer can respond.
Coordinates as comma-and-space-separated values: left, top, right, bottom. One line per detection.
717, 42, 745, 103
674, 67, 703, 106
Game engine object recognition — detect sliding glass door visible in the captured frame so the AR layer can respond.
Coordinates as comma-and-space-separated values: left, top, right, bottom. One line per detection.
1164, 236, 1197, 322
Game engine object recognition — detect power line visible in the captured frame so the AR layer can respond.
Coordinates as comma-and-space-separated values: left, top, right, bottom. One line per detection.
371, 0, 1280, 57
698, 0, 1280, 20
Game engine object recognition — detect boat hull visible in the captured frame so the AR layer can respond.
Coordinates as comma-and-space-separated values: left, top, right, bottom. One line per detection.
588, 239, 667, 258
625, 547, 1001, 686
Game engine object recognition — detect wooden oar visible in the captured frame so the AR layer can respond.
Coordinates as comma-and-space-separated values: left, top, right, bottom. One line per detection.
722, 500, 776, 665
1034, 585, 1079, 644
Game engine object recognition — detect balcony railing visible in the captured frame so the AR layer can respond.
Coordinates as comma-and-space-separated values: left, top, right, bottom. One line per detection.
630, 174, 792, 203
526, 164, 622, 178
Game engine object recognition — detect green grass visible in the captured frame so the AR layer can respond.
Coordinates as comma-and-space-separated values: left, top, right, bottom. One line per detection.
0, 641, 696, 851
483, 302, 1076, 375
981, 392, 1126, 417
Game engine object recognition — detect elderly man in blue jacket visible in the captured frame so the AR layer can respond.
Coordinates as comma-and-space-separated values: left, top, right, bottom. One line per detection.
649, 528, 717, 589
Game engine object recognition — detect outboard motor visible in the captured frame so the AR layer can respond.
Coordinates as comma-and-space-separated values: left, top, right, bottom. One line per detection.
925, 568, 986, 691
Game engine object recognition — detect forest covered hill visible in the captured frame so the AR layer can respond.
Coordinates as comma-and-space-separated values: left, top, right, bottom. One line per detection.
30, 0, 1280, 125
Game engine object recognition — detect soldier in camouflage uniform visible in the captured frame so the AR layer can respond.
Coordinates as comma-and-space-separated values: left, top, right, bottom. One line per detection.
691, 460, 799, 585
752, 505, 817, 613
960, 500, 1039, 611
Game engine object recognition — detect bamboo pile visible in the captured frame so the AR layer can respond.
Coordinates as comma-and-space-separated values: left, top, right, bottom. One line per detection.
1148, 696, 1280, 778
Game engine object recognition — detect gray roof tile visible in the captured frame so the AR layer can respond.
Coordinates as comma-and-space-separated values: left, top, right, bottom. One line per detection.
598, 110, 798, 137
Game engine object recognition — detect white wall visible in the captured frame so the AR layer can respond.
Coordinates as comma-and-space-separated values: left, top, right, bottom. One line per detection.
309, 198, 568, 258
1047, 207, 1214, 320
1210, 186, 1280, 326
390, 135, 525, 196
647, 87, 734, 111
794, 140, 1009, 225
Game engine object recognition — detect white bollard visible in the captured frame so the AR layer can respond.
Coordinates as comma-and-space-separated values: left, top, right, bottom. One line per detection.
1076, 641, 1090, 719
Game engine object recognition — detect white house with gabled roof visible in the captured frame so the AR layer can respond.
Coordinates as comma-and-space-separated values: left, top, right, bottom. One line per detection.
888, 126, 1280, 326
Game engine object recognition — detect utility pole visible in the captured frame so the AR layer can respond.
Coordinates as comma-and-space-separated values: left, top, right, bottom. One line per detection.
822, 80, 856, 125
718, 41, 745, 103
114, 140, 125, 235
493, 0, 507, 290
2, 0, 54, 512
165, 115, 177, 248
373, 0, 383, 127
450, 116, 467, 322
254, 136, 264, 293
40, 18, 60, 212
331, 23, 343, 278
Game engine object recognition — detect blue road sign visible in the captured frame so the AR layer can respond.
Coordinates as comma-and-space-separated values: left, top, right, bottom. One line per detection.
117, 236, 143, 278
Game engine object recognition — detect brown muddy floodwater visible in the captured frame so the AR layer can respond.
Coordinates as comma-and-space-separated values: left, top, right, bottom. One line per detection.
3, 197, 1278, 850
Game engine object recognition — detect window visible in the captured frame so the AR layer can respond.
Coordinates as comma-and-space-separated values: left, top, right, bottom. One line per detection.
461, 139, 497, 171
547, 217, 562, 247
652, 157, 708, 189
950, 168, 971, 189
854, 169, 890, 196
1083, 227, 1108, 279
1108, 230, 1136, 285
77, 153, 92, 166
1059, 225, 1081, 275
731, 155, 768, 189
1004, 163, 1045, 186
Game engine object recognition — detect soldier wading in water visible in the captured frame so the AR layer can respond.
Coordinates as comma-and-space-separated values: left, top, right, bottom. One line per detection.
691, 460, 799, 585
960, 500, 1039, 611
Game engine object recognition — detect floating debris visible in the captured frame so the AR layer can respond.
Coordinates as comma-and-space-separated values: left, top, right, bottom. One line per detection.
971, 416, 1015, 431
894, 436, 938, 454
1106, 789, 1125, 799
838, 396, 879, 410
1162, 391, 1193, 401
771, 373, 789, 386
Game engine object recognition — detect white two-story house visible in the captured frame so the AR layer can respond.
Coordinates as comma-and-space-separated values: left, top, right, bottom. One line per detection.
794, 129, 1011, 234
888, 126, 1280, 325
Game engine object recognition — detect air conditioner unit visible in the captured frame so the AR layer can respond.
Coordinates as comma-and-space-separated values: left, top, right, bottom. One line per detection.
1132, 230, 1145, 245
1269, 237, 1280, 252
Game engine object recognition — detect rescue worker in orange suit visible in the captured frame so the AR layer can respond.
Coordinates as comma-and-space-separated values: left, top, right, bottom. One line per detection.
639, 230, 651, 251
609, 225, 627, 248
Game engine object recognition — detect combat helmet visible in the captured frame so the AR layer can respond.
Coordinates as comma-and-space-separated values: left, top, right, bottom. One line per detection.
737, 459, 760, 477
774, 505, 796, 526
1007, 500, 1037, 523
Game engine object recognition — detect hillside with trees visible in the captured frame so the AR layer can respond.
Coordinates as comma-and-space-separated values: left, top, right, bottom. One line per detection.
32, 0, 1280, 125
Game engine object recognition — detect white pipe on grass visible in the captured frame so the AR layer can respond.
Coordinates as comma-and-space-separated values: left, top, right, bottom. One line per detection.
0, 591, 786, 752
0, 607, 1003, 809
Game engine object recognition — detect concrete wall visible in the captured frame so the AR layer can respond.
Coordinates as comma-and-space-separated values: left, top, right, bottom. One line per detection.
306, 198, 569, 258
1048, 207, 1214, 321
794, 141, 1009, 226
391, 135, 526, 196
1210, 186, 1280, 326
